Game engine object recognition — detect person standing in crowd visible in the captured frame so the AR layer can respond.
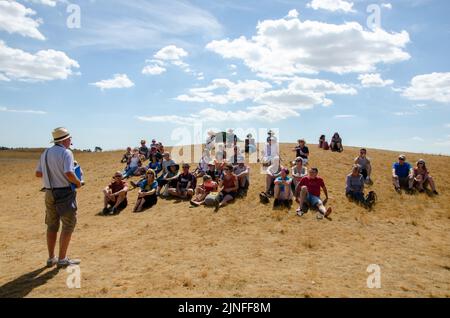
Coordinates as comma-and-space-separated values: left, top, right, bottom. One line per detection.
35, 127, 82, 268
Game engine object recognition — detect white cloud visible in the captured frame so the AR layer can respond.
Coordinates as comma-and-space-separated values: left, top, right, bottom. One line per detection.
0, 41, 79, 82
0, 106, 46, 114
402, 72, 450, 103
393, 111, 417, 116
358, 73, 394, 87
176, 79, 272, 104
0, 0, 45, 40
287, 9, 299, 18
142, 65, 166, 75
26, 0, 59, 7
445, 123, 450, 128
143, 45, 193, 76
90, 74, 135, 90
307, 0, 356, 13
206, 12, 410, 79
381, 3, 393, 9
411, 136, 424, 141
137, 104, 300, 126
154, 45, 188, 61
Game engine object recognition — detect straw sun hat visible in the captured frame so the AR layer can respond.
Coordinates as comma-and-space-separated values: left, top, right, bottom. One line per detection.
51, 127, 71, 143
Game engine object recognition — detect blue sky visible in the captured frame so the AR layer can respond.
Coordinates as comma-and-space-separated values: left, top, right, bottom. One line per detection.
1, 0, 449, 154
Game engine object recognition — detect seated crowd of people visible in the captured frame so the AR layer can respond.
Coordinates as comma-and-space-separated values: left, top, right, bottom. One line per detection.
102, 134, 251, 215
102, 132, 439, 218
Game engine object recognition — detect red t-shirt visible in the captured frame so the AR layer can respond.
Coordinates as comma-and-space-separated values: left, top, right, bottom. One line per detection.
109, 180, 127, 194
299, 176, 324, 197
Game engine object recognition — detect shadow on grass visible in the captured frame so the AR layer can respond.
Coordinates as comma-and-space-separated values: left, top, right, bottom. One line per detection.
0, 266, 60, 298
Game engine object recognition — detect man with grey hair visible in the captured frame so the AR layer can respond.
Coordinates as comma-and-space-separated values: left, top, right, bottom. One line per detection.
36, 127, 82, 268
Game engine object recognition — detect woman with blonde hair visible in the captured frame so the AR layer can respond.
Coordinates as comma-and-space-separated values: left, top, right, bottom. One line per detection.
134, 169, 158, 212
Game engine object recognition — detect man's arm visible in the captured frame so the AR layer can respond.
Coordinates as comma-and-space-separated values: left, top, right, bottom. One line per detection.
65, 172, 82, 188
36, 171, 43, 178
392, 168, 397, 178
322, 184, 329, 200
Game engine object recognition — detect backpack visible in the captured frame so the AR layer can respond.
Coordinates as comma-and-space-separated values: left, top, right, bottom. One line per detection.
204, 192, 220, 207
259, 192, 270, 204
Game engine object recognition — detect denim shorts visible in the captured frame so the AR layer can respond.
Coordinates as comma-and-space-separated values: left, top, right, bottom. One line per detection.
306, 193, 322, 207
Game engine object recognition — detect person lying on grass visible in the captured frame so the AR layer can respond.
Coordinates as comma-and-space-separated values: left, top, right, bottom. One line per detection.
133, 169, 158, 213
103, 171, 129, 215
168, 163, 196, 200
273, 168, 293, 208
413, 159, 438, 195
190, 175, 218, 207
295, 167, 332, 220
215, 164, 239, 212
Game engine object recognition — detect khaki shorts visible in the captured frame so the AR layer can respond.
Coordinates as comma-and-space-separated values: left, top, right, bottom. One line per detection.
45, 190, 77, 233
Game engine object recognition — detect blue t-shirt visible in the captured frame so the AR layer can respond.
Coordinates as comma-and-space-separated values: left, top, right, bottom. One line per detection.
140, 179, 158, 192
393, 162, 411, 178
147, 162, 162, 175
275, 176, 292, 192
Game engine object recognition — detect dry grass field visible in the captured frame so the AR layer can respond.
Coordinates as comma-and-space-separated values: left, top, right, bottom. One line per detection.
0, 144, 449, 298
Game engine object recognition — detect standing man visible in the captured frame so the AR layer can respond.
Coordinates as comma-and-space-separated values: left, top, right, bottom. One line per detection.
36, 127, 82, 268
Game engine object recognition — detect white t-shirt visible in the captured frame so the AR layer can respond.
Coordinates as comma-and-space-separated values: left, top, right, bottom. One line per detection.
36, 144, 74, 188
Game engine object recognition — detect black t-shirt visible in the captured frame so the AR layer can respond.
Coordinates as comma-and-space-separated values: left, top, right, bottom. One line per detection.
295, 146, 309, 159
177, 173, 195, 189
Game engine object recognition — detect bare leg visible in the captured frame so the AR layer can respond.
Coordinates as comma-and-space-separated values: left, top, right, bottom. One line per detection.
274, 184, 281, 200
392, 176, 400, 189
133, 198, 142, 212
58, 231, 72, 260
427, 176, 437, 192
297, 186, 308, 211
219, 194, 234, 208
317, 202, 332, 217
415, 175, 424, 191
113, 193, 127, 209
408, 175, 414, 189
47, 231, 57, 259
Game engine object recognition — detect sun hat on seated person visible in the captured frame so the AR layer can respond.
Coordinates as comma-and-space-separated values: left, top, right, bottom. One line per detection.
51, 127, 71, 143
208, 160, 216, 166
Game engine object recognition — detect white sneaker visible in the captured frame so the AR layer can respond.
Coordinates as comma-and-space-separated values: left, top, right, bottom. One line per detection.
57, 258, 81, 268
46, 257, 58, 268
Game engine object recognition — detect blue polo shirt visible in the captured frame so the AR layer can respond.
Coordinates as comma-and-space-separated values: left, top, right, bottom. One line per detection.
393, 162, 411, 178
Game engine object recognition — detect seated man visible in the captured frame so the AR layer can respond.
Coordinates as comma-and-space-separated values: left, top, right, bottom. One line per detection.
233, 156, 250, 196
265, 156, 281, 196
355, 148, 372, 183
139, 140, 149, 159
291, 157, 307, 192
168, 163, 196, 199
190, 175, 218, 207
133, 169, 158, 213
392, 154, 414, 193
103, 171, 129, 215
295, 168, 332, 219
274, 168, 293, 208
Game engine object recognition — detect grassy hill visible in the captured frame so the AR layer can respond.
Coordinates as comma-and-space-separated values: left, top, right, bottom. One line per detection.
0, 144, 449, 298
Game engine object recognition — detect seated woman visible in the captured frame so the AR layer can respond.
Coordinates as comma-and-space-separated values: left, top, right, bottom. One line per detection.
133, 169, 158, 213
122, 148, 142, 178
103, 171, 129, 215
147, 153, 162, 176
215, 142, 227, 163
293, 139, 309, 160
330, 133, 343, 152
291, 157, 307, 192
265, 156, 281, 196
193, 150, 211, 178
121, 147, 132, 163
190, 175, 218, 206
157, 163, 179, 196
346, 165, 366, 204
319, 135, 326, 148
413, 159, 438, 194
273, 168, 293, 208
233, 156, 250, 196
168, 163, 196, 199
215, 164, 239, 211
